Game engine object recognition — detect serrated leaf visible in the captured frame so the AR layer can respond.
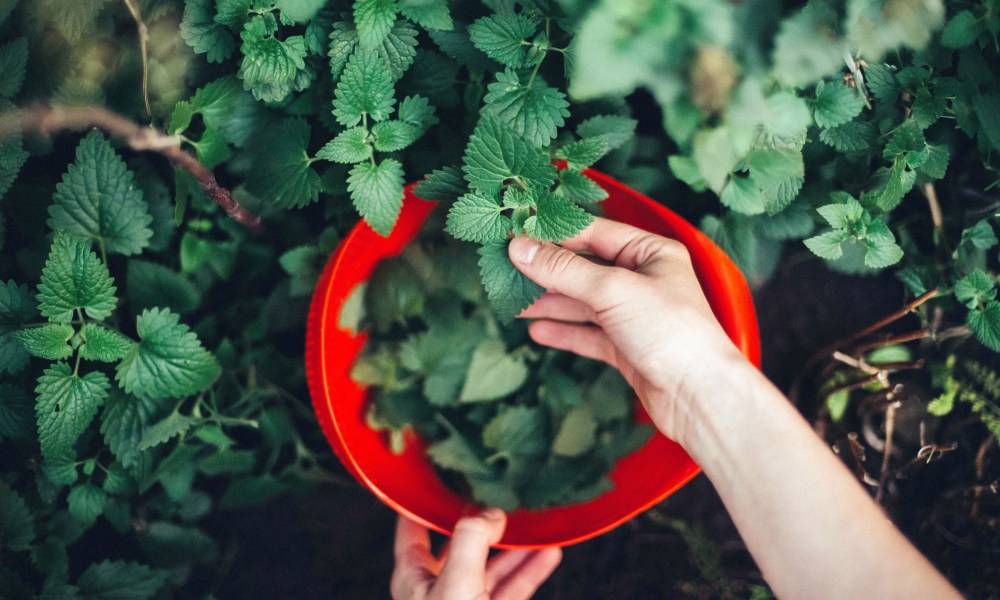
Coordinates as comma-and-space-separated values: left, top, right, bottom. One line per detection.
468, 13, 539, 68
804, 230, 849, 260
0, 281, 36, 375
116, 308, 220, 400
328, 20, 359, 81
576, 115, 637, 150
35, 363, 110, 461
720, 176, 765, 215
814, 80, 865, 129
248, 118, 322, 209
771, 2, 843, 87
955, 269, 996, 309
764, 91, 812, 139
0, 37, 27, 99
238, 14, 308, 103
941, 10, 978, 49
818, 120, 877, 152
413, 166, 466, 202
483, 69, 569, 147
0, 482, 33, 552
354, 0, 397, 49
13, 324, 74, 361
817, 198, 865, 229
525, 188, 594, 243
554, 138, 607, 170
139, 412, 197, 450
180, 0, 236, 63
919, 144, 949, 180
552, 405, 598, 457
37, 233, 118, 323
372, 120, 422, 152
79, 324, 133, 363
399, 0, 451, 30
0, 131, 28, 201
316, 126, 372, 163
459, 340, 529, 402
556, 169, 608, 206
275, 0, 324, 23
477, 241, 544, 322
482, 405, 546, 458
214, 0, 251, 29
100, 392, 146, 470
429, 25, 495, 71
126, 261, 201, 315
377, 19, 419, 80
77, 560, 168, 600
0, 383, 33, 440
911, 87, 946, 130
397, 95, 438, 130
877, 160, 916, 211
462, 114, 556, 197
333, 47, 396, 126
864, 238, 904, 269
67, 483, 108, 526
973, 93, 1000, 154
347, 158, 405, 236
49, 132, 153, 256
445, 193, 510, 243
863, 63, 899, 103
968, 301, 1000, 352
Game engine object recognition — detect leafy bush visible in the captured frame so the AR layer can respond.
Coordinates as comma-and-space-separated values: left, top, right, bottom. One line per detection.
1, 0, 999, 597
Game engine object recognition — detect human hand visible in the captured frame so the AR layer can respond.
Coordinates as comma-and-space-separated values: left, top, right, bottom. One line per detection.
508, 217, 750, 445
390, 509, 562, 600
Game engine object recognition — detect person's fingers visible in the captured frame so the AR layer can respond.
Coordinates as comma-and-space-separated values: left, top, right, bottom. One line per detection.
488, 548, 563, 600
557, 217, 685, 274
435, 508, 507, 592
391, 515, 437, 599
509, 236, 628, 306
527, 321, 619, 368
518, 293, 596, 323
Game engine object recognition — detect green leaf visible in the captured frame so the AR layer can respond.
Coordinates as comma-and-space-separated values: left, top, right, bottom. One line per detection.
77, 560, 168, 600
13, 324, 74, 361
238, 14, 308, 103
168, 100, 195, 135
397, 95, 438, 130
248, 118, 322, 209
414, 166, 466, 202
354, 0, 397, 49
863, 63, 899, 103
37, 233, 118, 323
399, 0, 451, 30
126, 260, 201, 315
138, 522, 219, 568
67, 483, 108, 526
35, 363, 110, 461
525, 188, 594, 243
371, 120, 422, 152
0, 132, 28, 201
79, 324, 133, 363
819, 120, 877, 152
973, 93, 1000, 154
668, 155, 707, 192
445, 193, 511, 243
554, 138, 607, 170
955, 269, 997, 309
876, 160, 916, 211
316, 126, 372, 163
576, 115, 637, 150
332, 47, 396, 126
483, 69, 569, 147
180, 0, 236, 63
864, 238, 904, 269
813, 81, 865, 129
940, 10, 978, 49
468, 13, 539, 68
720, 176, 765, 215
214, 0, 251, 29
0, 281, 35, 375
347, 158, 405, 236
483, 404, 546, 458
804, 230, 849, 260
116, 308, 221, 400
771, 2, 843, 87
376, 19, 419, 80
968, 301, 1000, 352
429, 25, 496, 72
100, 392, 147, 470
551, 405, 598, 457
817, 198, 864, 229
0, 37, 28, 99
911, 87, 946, 130
0, 0, 17, 26
49, 131, 153, 256
556, 169, 608, 206
0, 383, 33, 440
0, 482, 33, 552
919, 144, 949, 180
275, 0, 324, 23
764, 91, 812, 139
459, 339, 530, 402
462, 114, 556, 197
139, 411, 197, 450
477, 241, 544, 322
328, 20, 359, 81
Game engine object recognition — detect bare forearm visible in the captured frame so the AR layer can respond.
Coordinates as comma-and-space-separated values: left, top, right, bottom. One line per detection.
673, 357, 960, 600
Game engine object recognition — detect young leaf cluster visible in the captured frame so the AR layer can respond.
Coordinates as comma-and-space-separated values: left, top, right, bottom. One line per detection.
352, 238, 652, 511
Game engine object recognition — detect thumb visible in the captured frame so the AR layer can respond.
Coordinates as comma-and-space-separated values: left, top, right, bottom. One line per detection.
508, 236, 611, 301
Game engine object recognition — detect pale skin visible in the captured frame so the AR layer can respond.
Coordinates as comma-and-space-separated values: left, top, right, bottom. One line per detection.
392, 217, 962, 600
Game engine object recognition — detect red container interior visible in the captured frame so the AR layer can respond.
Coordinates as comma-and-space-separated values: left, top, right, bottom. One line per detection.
305, 170, 761, 548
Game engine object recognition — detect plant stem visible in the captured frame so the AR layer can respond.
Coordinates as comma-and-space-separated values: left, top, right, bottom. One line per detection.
875, 399, 901, 505
0, 105, 262, 231
121, 0, 151, 118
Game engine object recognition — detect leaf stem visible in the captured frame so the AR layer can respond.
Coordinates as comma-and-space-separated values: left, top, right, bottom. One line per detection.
121, 0, 151, 118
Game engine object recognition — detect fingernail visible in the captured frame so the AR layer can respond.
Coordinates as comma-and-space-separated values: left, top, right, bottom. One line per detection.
479, 507, 504, 521
510, 237, 540, 265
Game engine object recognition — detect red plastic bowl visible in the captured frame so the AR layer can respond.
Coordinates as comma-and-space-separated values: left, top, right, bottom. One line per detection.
305, 169, 760, 548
